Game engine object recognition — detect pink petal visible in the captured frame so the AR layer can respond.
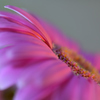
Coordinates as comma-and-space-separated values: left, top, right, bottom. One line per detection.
14, 85, 57, 100
0, 66, 23, 90
4, 5, 52, 48
0, 17, 45, 40
0, 11, 38, 30
0, 31, 59, 89
95, 83, 100, 100
45, 76, 98, 100
0, 32, 57, 68
32, 15, 80, 52
17, 59, 71, 88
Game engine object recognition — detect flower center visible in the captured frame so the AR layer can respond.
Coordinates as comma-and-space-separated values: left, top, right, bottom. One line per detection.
53, 44, 100, 84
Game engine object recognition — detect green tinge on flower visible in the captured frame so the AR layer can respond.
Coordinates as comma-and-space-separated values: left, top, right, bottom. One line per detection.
53, 44, 100, 84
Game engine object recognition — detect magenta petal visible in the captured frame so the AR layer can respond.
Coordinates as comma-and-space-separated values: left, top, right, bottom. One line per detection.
41, 60, 71, 86
0, 18, 45, 40
0, 32, 57, 68
77, 78, 96, 100
0, 66, 23, 90
15, 75, 100, 100
14, 85, 57, 100
59, 76, 80, 100
0, 12, 47, 41
0, 11, 38, 30
16, 59, 71, 89
32, 16, 79, 52
4, 5, 52, 48
46, 76, 98, 100
95, 83, 100, 100
64, 77, 96, 100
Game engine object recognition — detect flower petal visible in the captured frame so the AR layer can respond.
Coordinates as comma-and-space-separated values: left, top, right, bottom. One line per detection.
4, 5, 52, 48
14, 85, 56, 100
17, 59, 71, 88
0, 31, 58, 89
32, 16, 79, 52
44, 76, 98, 100
0, 17, 45, 41
0, 32, 57, 68
0, 66, 23, 90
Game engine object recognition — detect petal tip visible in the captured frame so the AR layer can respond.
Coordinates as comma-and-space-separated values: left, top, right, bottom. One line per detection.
4, 5, 14, 11
4, 5, 11, 8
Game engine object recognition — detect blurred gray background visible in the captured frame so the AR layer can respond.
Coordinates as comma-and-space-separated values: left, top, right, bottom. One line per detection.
0, 0, 100, 53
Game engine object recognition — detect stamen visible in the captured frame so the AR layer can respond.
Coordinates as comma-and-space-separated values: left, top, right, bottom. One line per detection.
52, 44, 100, 84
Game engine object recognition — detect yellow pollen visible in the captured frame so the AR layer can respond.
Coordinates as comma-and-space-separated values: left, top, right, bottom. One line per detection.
53, 44, 100, 84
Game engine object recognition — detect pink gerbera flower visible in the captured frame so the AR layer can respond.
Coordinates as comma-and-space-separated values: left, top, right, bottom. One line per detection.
0, 5, 100, 100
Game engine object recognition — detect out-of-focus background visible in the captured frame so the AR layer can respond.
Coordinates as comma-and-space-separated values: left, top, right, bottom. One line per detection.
0, 0, 100, 52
